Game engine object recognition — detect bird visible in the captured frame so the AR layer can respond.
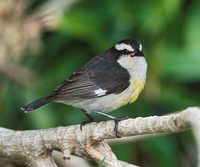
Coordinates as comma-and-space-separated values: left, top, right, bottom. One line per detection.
21, 39, 147, 137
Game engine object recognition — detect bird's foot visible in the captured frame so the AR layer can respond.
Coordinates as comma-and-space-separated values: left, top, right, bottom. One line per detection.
114, 116, 129, 138
80, 110, 96, 131
95, 111, 129, 138
80, 119, 95, 131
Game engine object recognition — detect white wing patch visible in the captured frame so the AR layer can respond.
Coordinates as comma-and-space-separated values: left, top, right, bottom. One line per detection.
139, 44, 142, 51
94, 88, 107, 96
115, 43, 134, 52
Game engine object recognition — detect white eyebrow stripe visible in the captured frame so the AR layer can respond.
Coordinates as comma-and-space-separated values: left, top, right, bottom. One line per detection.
139, 44, 142, 51
115, 43, 134, 52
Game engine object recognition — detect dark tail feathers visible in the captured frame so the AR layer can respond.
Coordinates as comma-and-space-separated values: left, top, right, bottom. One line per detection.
21, 96, 52, 113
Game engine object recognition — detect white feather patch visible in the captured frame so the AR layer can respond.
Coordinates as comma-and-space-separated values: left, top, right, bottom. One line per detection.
117, 55, 147, 80
115, 43, 134, 52
94, 88, 107, 96
139, 44, 142, 51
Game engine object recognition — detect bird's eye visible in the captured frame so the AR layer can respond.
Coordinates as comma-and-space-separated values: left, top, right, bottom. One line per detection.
124, 49, 129, 53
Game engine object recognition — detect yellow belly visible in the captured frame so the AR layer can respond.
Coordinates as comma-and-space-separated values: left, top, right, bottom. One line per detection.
118, 80, 145, 106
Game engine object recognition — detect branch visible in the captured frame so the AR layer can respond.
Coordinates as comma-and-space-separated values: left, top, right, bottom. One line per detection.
0, 0, 79, 85
0, 62, 37, 86
25, 0, 80, 31
0, 107, 199, 167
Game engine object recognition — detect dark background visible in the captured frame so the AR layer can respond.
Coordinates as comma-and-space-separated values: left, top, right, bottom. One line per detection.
0, 0, 200, 166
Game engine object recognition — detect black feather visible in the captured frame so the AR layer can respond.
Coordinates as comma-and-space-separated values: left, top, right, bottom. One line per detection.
52, 52, 130, 100
21, 96, 52, 113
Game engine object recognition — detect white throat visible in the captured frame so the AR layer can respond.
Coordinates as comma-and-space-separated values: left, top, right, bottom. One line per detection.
117, 55, 147, 81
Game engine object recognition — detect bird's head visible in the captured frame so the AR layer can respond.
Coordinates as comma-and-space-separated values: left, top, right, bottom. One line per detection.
113, 39, 144, 58
108, 39, 147, 78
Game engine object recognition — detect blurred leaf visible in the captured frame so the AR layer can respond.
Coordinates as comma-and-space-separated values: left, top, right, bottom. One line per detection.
163, 53, 200, 81
142, 136, 180, 167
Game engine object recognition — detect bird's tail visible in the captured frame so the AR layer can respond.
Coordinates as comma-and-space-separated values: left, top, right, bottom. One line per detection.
21, 96, 52, 113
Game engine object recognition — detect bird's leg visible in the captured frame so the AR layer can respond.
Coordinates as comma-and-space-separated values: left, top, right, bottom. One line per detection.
80, 110, 96, 131
113, 116, 129, 138
96, 111, 129, 138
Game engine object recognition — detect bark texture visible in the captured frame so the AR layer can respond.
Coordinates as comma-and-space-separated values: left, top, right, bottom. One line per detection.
0, 107, 200, 167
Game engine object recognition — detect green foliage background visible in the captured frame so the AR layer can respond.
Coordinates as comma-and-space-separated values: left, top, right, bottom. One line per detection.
1, 0, 200, 166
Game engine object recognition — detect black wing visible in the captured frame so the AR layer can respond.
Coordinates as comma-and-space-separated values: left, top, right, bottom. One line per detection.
51, 53, 130, 100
